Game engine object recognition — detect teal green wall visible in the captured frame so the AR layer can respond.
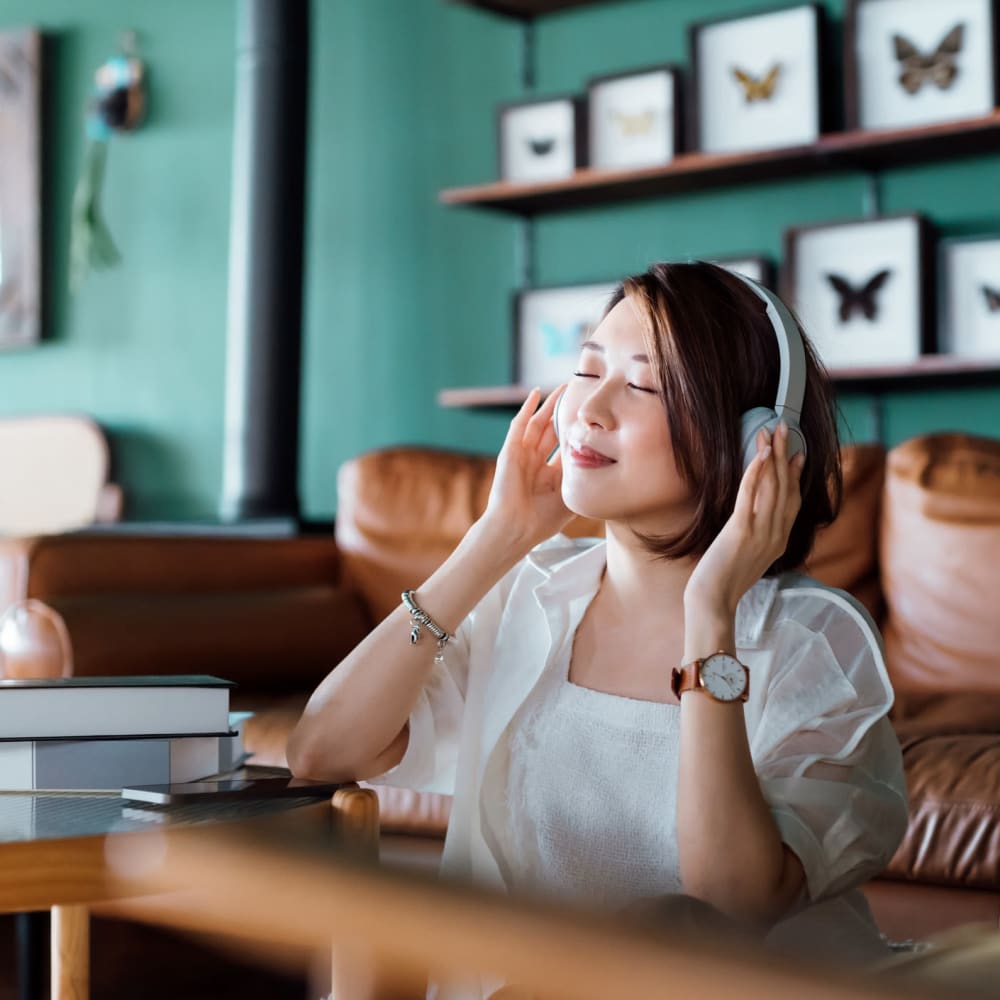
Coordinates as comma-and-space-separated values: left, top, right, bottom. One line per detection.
0, 0, 997, 521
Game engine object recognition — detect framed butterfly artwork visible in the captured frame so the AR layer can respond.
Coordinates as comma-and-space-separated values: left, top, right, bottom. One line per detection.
940, 234, 1000, 360
514, 281, 617, 389
586, 65, 682, 171
710, 255, 775, 288
497, 95, 587, 184
784, 214, 935, 370
688, 4, 830, 155
845, 0, 1000, 131
0, 30, 42, 350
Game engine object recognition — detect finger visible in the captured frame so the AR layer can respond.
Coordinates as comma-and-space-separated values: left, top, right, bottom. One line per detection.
733, 440, 769, 522
752, 435, 778, 518
504, 387, 541, 447
524, 384, 565, 453
771, 422, 791, 527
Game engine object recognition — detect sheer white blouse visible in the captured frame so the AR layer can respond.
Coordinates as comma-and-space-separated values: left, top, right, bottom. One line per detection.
371, 536, 909, 996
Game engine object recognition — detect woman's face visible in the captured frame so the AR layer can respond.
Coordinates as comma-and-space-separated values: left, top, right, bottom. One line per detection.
559, 297, 696, 531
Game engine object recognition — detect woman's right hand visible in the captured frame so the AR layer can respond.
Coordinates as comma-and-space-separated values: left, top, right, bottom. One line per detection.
481, 385, 573, 553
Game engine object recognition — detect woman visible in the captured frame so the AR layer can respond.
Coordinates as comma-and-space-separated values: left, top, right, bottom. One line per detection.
288, 261, 908, 993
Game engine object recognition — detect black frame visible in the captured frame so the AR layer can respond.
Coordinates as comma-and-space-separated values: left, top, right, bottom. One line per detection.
687, 2, 831, 154
844, 0, 1000, 131
0, 30, 42, 350
511, 279, 617, 386
937, 231, 1000, 358
584, 63, 684, 171
496, 93, 588, 182
782, 212, 936, 363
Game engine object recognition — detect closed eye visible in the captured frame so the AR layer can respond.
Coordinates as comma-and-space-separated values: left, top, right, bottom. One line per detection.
572, 371, 598, 379
628, 383, 657, 394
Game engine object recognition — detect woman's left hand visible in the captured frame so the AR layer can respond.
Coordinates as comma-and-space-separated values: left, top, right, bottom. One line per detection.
684, 421, 806, 619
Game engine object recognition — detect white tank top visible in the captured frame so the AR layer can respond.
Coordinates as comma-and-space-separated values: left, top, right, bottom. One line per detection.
500, 667, 684, 910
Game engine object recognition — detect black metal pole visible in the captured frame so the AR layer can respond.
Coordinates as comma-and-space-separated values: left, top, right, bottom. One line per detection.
221, 0, 309, 521
16, 912, 47, 1000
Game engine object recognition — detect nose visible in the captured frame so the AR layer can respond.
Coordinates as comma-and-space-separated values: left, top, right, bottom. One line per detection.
575, 378, 617, 432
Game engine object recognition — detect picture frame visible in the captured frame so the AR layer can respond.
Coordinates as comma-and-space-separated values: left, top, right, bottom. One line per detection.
939, 234, 1000, 360
0, 30, 42, 349
688, 3, 828, 155
497, 94, 587, 183
845, 0, 1000, 131
709, 255, 775, 287
783, 213, 935, 370
586, 64, 682, 171
514, 281, 617, 388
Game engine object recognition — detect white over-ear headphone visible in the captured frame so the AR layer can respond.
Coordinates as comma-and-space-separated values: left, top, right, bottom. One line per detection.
551, 271, 807, 475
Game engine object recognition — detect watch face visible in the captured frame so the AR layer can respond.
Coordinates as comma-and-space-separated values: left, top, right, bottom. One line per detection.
700, 653, 747, 702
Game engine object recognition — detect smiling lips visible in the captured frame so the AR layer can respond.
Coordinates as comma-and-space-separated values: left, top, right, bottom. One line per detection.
567, 441, 616, 468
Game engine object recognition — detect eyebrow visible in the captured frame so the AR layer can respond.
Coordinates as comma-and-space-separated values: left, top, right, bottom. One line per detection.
581, 340, 650, 364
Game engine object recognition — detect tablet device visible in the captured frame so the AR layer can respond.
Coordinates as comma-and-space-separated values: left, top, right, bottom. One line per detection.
121, 775, 344, 805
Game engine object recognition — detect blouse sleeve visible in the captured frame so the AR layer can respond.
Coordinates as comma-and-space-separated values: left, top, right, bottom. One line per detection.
366, 559, 520, 797
749, 584, 909, 903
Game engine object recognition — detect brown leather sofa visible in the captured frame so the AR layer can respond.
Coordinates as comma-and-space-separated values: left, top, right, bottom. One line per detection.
3, 433, 1000, 943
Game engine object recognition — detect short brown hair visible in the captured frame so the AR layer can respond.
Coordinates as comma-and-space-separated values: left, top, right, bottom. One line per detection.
607, 260, 842, 575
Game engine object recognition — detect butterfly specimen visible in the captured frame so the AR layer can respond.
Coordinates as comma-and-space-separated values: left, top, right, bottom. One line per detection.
825, 270, 893, 323
611, 109, 656, 137
540, 321, 589, 357
731, 63, 781, 103
527, 137, 556, 156
892, 24, 964, 94
982, 284, 1000, 313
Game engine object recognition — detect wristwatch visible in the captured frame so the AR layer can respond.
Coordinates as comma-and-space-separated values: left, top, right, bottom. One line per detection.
671, 651, 749, 703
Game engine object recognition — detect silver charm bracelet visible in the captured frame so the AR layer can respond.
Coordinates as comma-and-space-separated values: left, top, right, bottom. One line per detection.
401, 590, 453, 665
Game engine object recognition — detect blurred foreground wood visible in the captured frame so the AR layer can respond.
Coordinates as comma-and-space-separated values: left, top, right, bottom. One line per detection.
102, 819, 940, 1000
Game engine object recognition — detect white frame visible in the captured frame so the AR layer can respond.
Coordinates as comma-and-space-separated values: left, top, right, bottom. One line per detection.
692, 4, 823, 155
587, 66, 680, 171
711, 255, 773, 286
499, 97, 581, 183
850, 0, 998, 130
786, 215, 929, 369
515, 282, 617, 388
940, 234, 1000, 360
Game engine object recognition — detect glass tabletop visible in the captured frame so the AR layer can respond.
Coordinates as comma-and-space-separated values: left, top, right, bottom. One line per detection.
0, 792, 326, 844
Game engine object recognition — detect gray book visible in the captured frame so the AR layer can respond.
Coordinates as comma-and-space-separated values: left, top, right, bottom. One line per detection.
0, 732, 234, 791
0, 675, 233, 739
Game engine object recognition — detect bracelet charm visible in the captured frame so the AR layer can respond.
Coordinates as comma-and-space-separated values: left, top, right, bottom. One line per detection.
401, 590, 454, 665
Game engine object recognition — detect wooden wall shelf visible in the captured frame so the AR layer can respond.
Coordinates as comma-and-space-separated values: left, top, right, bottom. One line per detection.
439, 358, 1000, 409
451, 0, 615, 18
439, 112, 1000, 216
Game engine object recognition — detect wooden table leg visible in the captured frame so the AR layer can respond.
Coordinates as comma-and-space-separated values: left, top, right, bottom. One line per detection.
51, 905, 89, 1000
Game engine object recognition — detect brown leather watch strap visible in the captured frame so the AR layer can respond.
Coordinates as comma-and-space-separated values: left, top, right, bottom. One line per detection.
670, 660, 702, 699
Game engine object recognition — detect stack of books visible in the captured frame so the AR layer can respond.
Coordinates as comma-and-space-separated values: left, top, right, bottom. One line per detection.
0, 675, 251, 792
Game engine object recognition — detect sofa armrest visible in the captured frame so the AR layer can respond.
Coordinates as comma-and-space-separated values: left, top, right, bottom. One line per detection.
0, 532, 373, 694
15, 532, 344, 598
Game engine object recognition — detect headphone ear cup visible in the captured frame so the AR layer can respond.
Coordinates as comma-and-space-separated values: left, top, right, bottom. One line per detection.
740, 406, 778, 474
552, 391, 563, 443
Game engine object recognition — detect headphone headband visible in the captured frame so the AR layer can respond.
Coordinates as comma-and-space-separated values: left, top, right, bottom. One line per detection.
729, 272, 806, 425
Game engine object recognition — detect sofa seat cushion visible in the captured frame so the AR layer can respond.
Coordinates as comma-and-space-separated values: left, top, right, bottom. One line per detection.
885, 728, 1000, 888
880, 433, 1000, 694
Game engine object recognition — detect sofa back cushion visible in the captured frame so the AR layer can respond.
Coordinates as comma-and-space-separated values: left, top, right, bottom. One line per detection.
335, 447, 604, 625
881, 433, 1000, 695
804, 442, 886, 621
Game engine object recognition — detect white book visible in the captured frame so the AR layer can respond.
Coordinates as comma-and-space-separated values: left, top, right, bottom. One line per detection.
0, 675, 233, 739
0, 733, 237, 791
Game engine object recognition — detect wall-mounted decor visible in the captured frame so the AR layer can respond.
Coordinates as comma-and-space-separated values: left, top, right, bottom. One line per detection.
70, 34, 147, 293
784, 213, 934, 369
498, 95, 586, 183
710, 255, 775, 287
514, 281, 616, 387
0, 30, 42, 349
940, 234, 1000, 360
846, 0, 999, 130
586, 65, 682, 171
689, 4, 826, 154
